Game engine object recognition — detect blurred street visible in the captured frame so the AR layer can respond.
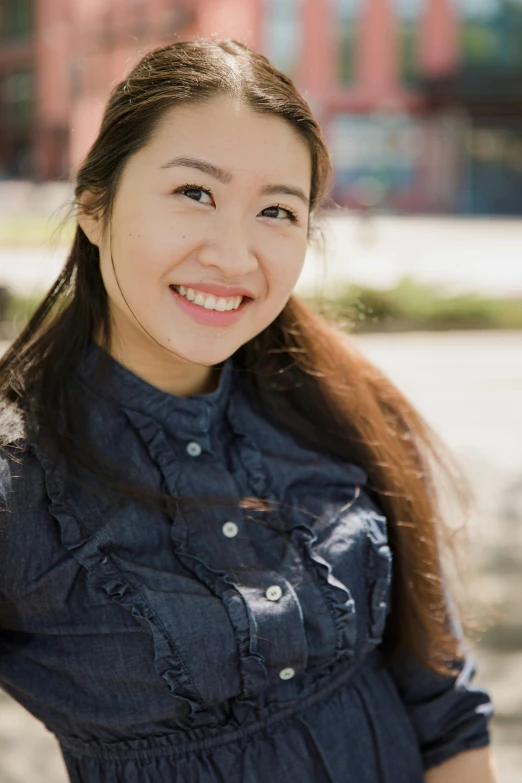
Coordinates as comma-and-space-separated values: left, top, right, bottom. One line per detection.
300, 215, 522, 298
2, 213, 522, 300
0, 329, 521, 783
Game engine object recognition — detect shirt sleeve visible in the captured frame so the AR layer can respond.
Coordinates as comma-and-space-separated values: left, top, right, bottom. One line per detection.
385, 612, 494, 771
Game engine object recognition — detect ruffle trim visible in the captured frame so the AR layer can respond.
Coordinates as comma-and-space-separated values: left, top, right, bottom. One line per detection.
31, 442, 209, 723
224, 396, 276, 502
170, 542, 269, 724
126, 413, 268, 726
291, 524, 357, 663
226, 392, 358, 667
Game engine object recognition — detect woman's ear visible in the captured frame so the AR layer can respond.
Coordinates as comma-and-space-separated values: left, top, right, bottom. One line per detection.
76, 190, 104, 247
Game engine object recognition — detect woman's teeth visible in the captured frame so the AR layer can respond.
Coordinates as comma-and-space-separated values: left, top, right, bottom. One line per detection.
172, 285, 243, 312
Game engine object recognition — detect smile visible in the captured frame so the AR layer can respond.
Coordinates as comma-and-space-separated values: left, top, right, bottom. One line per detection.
170, 285, 243, 312
169, 285, 252, 327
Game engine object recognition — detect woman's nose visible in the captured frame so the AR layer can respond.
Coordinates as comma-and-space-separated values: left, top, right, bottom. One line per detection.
196, 222, 258, 277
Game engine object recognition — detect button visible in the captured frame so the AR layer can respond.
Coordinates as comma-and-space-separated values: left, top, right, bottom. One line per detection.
222, 521, 239, 538
279, 667, 295, 680
265, 585, 283, 602
186, 441, 202, 457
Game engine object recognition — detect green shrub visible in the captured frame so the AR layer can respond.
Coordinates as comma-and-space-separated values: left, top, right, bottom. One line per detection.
304, 277, 522, 332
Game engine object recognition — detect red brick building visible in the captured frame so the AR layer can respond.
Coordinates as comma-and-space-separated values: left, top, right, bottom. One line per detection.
1, 0, 521, 214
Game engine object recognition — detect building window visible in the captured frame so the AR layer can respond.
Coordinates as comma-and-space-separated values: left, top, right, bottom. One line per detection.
462, 121, 522, 214
329, 112, 424, 208
2, 69, 34, 129
392, 0, 422, 86
460, 0, 522, 72
333, 0, 363, 86
0, 68, 35, 178
262, 0, 303, 77
0, 0, 33, 41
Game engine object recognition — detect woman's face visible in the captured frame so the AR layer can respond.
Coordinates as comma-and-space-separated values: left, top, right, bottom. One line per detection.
82, 96, 312, 394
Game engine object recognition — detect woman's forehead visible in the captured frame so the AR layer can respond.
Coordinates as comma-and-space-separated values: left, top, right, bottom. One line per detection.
132, 97, 312, 189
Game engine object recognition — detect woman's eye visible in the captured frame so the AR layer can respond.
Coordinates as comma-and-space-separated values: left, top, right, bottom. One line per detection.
176, 185, 214, 205
261, 205, 298, 222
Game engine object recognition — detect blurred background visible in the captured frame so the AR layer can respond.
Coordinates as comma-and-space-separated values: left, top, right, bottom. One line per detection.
0, 1, 521, 781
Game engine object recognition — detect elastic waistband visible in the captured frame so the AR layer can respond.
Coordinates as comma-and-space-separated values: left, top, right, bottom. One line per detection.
57, 648, 384, 762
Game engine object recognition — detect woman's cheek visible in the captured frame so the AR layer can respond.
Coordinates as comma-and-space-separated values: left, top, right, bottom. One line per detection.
269, 249, 305, 296
126, 238, 169, 285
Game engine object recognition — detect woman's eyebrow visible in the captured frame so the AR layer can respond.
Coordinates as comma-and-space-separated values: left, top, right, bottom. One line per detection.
260, 183, 309, 207
160, 156, 232, 184
160, 156, 310, 207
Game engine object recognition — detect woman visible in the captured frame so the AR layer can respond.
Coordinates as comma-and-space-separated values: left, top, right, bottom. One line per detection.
0, 39, 497, 782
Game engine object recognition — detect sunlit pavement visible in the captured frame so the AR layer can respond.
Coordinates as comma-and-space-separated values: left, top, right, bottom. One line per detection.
2, 215, 522, 298
0, 331, 521, 782
298, 214, 522, 298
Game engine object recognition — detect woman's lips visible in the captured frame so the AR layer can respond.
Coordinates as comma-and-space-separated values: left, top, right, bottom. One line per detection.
170, 286, 252, 327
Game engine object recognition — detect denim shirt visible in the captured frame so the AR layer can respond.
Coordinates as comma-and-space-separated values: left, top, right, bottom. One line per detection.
0, 344, 493, 782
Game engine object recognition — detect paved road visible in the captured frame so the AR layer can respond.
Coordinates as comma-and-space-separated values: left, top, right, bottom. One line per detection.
300, 215, 522, 297
0, 331, 521, 782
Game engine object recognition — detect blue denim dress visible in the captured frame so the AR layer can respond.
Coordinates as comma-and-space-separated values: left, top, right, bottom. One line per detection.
0, 344, 493, 782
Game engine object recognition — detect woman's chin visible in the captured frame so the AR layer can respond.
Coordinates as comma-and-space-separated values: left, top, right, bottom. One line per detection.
153, 336, 236, 369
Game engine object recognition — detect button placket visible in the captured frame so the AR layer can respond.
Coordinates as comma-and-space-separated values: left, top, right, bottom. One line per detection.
232, 575, 307, 684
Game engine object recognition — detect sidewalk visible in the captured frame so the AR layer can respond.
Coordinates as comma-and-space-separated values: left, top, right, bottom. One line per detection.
299, 214, 522, 298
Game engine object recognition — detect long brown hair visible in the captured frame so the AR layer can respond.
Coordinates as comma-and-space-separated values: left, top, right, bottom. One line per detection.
0, 38, 471, 676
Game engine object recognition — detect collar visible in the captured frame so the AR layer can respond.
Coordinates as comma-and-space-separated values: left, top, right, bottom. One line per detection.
74, 342, 234, 438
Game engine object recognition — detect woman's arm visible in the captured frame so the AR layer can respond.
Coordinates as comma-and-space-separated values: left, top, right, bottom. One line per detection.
425, 746, 499, 783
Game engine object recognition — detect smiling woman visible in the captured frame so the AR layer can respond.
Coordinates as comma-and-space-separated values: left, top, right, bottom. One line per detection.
77, 97, 311, 394
0, 39, 496, 783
